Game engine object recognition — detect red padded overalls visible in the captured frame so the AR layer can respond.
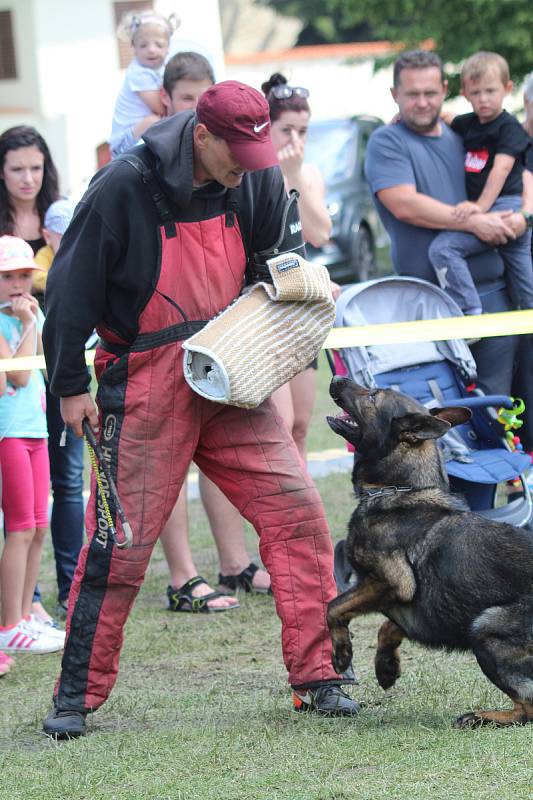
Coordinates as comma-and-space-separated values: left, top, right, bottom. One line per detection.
55, 205, 343, 712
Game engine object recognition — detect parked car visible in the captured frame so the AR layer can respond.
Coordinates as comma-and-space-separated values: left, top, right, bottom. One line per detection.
304, 115, 391, 283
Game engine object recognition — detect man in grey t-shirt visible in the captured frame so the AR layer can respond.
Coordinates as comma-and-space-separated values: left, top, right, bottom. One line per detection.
364, 49, 532, 394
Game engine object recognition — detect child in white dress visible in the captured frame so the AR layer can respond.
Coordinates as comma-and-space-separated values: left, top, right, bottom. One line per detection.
110, 11, 178, 158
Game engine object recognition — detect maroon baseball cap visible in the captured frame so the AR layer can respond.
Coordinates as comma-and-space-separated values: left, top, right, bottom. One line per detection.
196, 80, 278, 171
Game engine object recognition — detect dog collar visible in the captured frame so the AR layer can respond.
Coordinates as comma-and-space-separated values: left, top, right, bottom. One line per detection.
360, 485, 413, 500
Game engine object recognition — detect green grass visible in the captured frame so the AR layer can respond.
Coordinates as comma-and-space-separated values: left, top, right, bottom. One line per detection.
1, 360, 533, 799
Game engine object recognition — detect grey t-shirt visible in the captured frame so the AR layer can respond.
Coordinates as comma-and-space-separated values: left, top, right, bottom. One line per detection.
365, 121, 505, 290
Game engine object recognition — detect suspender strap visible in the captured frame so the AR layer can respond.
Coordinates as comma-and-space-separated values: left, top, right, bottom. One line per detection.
117, 152, 176, 236
99, 320, 208, 356
225, 188, 240, 229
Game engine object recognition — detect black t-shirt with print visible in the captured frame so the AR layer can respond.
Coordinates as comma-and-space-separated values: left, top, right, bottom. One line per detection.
451, 110, 531, 200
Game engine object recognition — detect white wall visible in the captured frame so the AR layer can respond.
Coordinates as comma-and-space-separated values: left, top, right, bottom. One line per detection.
226, 56, 397, 123
0, 0, 225, 197
32, 0, 119, 195
0, 0, 40, 111
164, 0, 226, 80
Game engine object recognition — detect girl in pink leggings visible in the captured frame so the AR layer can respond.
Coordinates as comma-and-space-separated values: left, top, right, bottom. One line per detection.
0, 236, 63, 657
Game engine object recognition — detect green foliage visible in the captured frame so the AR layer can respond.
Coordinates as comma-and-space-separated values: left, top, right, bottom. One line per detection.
261, 0, 533, 88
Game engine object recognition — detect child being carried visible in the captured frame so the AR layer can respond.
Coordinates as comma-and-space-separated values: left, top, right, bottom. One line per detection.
110, 10, 178, 158
429, 51, 533, 315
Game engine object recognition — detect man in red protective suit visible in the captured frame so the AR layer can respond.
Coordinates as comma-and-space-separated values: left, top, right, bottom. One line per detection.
42, 81, 359, 738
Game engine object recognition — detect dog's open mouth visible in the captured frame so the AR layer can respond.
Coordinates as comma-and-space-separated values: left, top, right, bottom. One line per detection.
326, 412, 360, 442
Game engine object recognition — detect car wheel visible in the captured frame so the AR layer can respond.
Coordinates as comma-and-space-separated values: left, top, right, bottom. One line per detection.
349, 224, 374, 282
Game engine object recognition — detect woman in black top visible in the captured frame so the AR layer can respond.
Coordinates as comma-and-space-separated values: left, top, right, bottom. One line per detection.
0, 125, 84, 622
0, 126, 59, 253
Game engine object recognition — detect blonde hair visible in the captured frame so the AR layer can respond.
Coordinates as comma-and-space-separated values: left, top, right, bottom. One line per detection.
117, 9, 179, 45
461, 51, 510, 87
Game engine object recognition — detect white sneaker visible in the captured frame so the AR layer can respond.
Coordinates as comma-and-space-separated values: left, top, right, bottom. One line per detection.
0, 621, 63, 654
25, 615, 66, 645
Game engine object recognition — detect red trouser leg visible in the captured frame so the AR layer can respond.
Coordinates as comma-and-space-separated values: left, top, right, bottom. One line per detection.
54, 345, 342, 711
55, 344, 201, 711
195, 398, 343, 689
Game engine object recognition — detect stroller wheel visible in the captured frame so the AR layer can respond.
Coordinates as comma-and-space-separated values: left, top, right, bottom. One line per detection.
333, 539, 359, 593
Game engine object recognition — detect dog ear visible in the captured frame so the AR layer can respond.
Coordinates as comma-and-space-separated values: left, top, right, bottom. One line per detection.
393, 412, 451, 443
429, 406, 472, 427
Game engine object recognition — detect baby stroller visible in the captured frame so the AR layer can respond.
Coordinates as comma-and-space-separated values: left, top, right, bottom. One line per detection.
331, 276, 533, 592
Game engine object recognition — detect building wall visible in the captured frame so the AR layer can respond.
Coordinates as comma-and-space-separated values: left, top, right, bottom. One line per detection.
225, 46, 398, 124
0, 0, 225, 197
33, 0, 118, 194
0, 0, 40, 112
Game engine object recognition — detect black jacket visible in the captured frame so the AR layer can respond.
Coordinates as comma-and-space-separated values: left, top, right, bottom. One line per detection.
44, 112, 288, 397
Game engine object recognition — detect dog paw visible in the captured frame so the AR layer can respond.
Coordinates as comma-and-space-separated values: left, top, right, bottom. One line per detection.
375, 653, 401, 690
332, 640, 353, 675
453, 712, 483, 729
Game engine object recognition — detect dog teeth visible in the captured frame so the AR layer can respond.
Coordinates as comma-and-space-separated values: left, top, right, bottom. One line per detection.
337, 414, 358, 427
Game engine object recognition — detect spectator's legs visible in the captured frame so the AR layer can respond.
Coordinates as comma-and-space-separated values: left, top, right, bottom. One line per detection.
498, 231, 533, 310
512, 335, 533, 451
159, 485, 238, 609
1, 529, 35, 625
198, 473, 271, 592
470, 287, 517, 395
0, 438, 50, 625
288, 366, 317, 461
490, 196, 533, 310
429, 231, 485, 314
501, 221, 533, 447
46, 388, 85, 607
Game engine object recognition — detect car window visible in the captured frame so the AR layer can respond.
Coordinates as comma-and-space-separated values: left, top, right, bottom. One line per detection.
305, 121, 358, 183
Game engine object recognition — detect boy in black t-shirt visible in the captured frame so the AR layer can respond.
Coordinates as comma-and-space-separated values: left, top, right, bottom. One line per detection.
429, 51, 532, 314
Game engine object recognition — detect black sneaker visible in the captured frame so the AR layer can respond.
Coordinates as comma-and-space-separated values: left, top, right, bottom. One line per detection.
43, 708, 87, 739
292, 684, 360, 716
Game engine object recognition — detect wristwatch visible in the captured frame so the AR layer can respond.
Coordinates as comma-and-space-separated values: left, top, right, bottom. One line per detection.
520, 210, 533, 229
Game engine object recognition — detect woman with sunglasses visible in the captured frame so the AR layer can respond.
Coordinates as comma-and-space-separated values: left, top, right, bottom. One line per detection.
263, 74, 332, 254
262, 73, 336, 460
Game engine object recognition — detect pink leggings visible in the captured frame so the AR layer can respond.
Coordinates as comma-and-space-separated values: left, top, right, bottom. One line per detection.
0, 437, 50, 532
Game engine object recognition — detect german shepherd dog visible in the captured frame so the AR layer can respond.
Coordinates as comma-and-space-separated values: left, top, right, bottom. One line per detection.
326, 375, 533, 728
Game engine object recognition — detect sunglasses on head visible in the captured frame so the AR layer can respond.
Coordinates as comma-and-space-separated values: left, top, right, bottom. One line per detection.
270, 85, 310, 100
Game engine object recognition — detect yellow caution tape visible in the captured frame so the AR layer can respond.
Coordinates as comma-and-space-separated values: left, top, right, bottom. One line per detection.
1, 309, 532, 372
323, 309, 533, 349
0, 349, 95, 373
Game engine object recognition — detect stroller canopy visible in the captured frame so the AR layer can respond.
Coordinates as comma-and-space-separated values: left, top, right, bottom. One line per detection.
335, 276, 478, 387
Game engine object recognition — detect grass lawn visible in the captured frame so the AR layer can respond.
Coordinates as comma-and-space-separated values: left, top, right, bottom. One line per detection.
1, 357, 532, 799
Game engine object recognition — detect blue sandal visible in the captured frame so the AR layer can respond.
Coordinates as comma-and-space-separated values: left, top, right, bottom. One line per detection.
167, 576, 239, 613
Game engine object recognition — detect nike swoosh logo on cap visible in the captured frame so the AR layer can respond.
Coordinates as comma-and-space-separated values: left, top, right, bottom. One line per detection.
253, 121, 269, 133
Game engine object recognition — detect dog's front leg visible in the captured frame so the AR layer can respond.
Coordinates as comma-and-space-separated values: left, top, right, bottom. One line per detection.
327, 578, 390, 674
375, 620, 405, 689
